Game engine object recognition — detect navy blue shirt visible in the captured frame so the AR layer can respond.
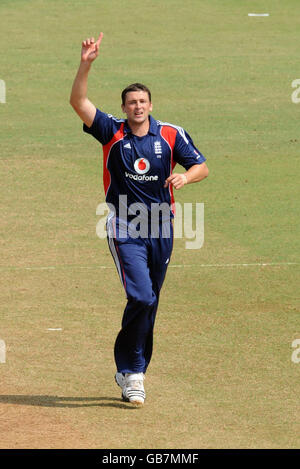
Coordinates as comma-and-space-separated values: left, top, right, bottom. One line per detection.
83, 108, 206, 219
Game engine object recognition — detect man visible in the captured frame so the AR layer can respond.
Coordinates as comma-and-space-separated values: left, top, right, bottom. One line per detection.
70, 33, 209, 407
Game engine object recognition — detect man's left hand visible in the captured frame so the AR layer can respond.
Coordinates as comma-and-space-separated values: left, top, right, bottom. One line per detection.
164, 173, 188, 190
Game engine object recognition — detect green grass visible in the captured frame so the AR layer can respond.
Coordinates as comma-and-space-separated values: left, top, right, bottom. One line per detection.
0, 0, 299, 449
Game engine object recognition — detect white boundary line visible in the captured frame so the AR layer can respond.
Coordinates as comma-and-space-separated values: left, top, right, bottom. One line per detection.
171, 262, 298, 268
0, 262, 298, 271
248, 13, 269, 17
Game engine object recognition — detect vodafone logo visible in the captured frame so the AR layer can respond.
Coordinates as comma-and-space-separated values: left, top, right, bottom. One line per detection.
134, 158, 150, 175
125, 157, 158, 182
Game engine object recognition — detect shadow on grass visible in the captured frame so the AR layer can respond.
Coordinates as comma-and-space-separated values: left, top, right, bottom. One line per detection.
0, 395, 138, 410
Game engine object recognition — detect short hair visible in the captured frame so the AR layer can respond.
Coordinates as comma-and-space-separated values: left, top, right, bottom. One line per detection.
121, 83, 152, 105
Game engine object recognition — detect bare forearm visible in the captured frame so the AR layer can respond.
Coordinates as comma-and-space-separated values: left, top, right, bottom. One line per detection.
70, 61, 96, 127
184, 163, 209, 184
70, 33, 103, 126
165, 162, 209, 190
70, 61, 92, 108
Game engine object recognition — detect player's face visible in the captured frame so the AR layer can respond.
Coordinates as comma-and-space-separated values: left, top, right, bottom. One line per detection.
122, 91, 153, 126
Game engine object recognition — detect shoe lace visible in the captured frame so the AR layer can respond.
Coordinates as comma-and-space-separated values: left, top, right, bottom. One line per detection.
134, 380, 144, 388
126, 375, 144, 390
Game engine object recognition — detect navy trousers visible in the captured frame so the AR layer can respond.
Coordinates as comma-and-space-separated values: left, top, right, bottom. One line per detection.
107, 217, 173, 374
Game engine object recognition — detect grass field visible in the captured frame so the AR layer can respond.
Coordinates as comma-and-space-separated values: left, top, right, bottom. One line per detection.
0, 0, 299, 449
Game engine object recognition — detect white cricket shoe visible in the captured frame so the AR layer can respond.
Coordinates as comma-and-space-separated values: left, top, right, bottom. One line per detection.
115, 372, 126, 393
115, 372, 145, 406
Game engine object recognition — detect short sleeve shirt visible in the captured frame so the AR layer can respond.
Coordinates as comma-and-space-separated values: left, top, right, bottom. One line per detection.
83, 109, 206, 219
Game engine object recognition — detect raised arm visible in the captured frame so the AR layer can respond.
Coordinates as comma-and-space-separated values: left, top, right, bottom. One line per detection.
70, 33, 103, 127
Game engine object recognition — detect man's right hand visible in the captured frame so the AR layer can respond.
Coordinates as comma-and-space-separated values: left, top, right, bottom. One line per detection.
70, 33, 104, 126
81, 33, 104, 63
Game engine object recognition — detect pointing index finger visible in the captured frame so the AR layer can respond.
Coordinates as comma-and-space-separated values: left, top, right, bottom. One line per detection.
96, 32, 104, 46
